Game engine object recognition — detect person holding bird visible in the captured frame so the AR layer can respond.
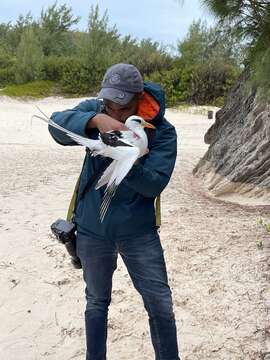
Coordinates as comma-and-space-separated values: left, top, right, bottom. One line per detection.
48, 63, 181, 360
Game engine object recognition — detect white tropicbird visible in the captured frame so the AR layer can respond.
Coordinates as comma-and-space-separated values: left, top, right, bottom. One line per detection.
33, 107, 155, 222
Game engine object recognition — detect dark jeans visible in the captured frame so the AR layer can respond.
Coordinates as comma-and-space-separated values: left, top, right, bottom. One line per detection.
76, 230, 180, 360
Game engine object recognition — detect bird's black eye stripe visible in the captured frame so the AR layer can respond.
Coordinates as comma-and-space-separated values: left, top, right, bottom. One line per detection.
133, 119, 141, 123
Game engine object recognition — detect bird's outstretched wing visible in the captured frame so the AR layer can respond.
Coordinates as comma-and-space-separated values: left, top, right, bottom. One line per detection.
100, 147, 140, 222
95, 160, 117, 190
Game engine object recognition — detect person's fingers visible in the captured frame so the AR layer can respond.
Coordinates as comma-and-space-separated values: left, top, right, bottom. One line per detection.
118, 123, 128, 131
95, 115, 129, 132
105, 120, 127, 131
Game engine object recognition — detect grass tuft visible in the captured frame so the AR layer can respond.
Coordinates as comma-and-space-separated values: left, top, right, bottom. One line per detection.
0, 80, 60, 98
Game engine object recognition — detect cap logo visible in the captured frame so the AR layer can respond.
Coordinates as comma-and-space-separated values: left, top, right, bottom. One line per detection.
117, 92, 125, 99
109, 73, 121, 84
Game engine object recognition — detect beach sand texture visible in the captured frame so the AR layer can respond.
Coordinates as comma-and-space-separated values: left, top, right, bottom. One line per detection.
0, 96, 269, 360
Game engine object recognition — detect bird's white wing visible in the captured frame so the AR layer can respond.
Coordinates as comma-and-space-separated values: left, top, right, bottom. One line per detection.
35, 115, 132, 160
96, 147, 138, 192
100, 147, 140, 222
95, 160, 117, 190
109, 147, 140, 187
93, 145, 134, 161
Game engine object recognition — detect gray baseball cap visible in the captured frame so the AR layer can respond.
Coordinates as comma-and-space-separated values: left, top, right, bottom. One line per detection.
97, 63, 144, 105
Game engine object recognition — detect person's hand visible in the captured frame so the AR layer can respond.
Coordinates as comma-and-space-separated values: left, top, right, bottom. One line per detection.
88, 114, 128, 133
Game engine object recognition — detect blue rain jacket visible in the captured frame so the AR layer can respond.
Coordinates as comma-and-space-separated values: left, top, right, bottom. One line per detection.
49, 82, 177, 238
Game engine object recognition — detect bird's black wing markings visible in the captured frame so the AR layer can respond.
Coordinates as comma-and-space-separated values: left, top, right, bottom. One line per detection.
100, 133, 132, 147
109, 130, 123, 137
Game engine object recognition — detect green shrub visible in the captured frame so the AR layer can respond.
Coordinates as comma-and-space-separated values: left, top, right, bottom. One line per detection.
147, 66, 193, 107
0, 66, 16, 86
60, 58, 94, 95
190, 62, 240, 105
0, 53, 16, 86
43, 56, 65, 81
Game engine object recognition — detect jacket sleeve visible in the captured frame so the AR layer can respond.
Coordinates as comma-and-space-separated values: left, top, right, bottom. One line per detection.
48, 99, 101, 146
124, 121, 177, 198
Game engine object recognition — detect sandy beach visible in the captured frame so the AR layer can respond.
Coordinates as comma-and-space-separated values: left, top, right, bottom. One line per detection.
0, 96, 269, 360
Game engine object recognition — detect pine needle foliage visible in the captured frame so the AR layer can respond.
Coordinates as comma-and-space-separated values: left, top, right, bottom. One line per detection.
201, 0, 270, 98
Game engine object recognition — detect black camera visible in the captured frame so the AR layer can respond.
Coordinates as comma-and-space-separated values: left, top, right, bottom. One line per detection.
51, 219, 82, 269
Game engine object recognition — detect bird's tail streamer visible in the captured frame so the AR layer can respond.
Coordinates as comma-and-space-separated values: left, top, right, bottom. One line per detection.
100, 182, 117, 222
32, 106, 99, 150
